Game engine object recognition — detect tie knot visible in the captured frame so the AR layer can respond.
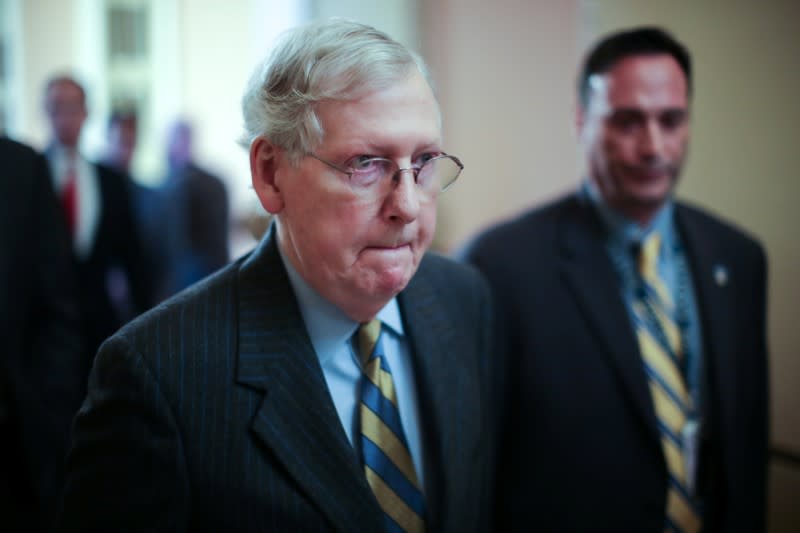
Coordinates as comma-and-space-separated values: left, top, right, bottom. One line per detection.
64, 155, 78, 182
357, 319, 382, 366
638, 231, 662, 279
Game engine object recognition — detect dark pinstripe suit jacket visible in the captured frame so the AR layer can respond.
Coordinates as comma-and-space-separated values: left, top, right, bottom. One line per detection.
58, 233, 494, 532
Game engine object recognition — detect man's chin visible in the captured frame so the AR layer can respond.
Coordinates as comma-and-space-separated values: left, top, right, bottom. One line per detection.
377, 269, 414, 294
629, 179, 675, 206
358, 264, 414, 299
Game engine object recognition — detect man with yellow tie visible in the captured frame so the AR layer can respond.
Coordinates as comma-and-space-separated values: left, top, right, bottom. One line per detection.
59, 19, 493, 532
462, 27, 768, 532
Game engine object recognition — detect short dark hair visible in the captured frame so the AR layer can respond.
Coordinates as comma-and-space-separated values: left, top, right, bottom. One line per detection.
108, 108, 138, 129
44, 74, 87, 105
578, 26, 692, 108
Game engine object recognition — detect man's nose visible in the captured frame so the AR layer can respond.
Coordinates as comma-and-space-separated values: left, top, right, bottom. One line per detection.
639, 120, 665, 158
384, 169, 421, 223
640, 120, 665, 158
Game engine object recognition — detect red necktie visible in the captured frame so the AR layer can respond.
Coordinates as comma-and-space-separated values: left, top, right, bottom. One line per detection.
61, 161, 78, 237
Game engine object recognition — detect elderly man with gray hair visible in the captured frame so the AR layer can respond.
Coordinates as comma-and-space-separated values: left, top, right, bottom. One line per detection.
58, 19, 493, 533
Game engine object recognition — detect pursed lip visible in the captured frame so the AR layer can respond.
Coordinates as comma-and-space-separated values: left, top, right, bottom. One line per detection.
369, 243, 409, 249
628, 163, 674, 180
361, 242, 413, 256
366, 235, 413, 249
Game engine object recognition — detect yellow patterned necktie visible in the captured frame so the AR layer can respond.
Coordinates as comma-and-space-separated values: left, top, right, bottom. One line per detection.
357, 319, 426, 533
635, 232, 701, 533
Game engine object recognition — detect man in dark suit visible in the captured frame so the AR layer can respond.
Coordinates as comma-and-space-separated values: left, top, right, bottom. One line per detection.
156, 118, 230, 301
59, 19, 492, 532
462, 27, 767, 532
43, 76, 153, 382
0, 137, 83, 531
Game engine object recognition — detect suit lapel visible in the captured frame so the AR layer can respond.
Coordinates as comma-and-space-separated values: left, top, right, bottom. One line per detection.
557, 196, 661, 443
398, 263, 471, 533
235, 233, 381, 532
675, 206, 738, 437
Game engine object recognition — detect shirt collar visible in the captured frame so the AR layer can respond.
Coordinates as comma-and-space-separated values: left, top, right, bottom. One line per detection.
277, 240, 404, 365
48, 142, 80, 163
582, 178, 676, 252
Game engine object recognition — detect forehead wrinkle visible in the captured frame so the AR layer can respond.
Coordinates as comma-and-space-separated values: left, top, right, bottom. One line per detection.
320, 115, 441, 153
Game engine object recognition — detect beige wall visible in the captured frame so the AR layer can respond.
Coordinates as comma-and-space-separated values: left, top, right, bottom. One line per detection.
422, 0, 582, 251
424, 1, 799, 531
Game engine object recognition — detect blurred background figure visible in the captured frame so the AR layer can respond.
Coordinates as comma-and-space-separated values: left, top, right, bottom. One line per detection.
43, 75, 153, 387
102, 109, 137, 174
0, 137, 83, 532
102, 109, 164, 298
463, 27, 768, 533
155, 118, 229, 300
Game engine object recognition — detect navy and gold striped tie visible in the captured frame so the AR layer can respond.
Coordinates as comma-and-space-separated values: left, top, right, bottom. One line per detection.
357, 319, 426, 533
635, 232, 701, 533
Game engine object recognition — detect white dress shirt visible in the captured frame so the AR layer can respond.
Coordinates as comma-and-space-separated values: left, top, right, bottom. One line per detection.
47, 145, 101, 260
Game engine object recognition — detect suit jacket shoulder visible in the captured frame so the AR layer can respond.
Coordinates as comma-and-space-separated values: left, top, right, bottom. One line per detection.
461, 194, 576, 257
675, 200, 767, 264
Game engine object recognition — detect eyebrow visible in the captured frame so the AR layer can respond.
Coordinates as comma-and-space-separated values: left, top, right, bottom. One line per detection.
335, 138, 443, 157
610, 106, 688, 115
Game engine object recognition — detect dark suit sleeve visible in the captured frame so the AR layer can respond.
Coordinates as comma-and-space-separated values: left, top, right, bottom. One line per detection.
457, 241, 513, 532
10, 147, 84, 528
749, 243, 769, 531
189, 169, 229, 269
101, 166, 156, 312
58, 336, 189, 532
474, 271, 497, 533
121, 181, 157, 312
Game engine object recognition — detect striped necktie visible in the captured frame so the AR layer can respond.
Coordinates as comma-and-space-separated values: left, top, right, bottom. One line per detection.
357, 319, 426, 533
634, 232, 701, 533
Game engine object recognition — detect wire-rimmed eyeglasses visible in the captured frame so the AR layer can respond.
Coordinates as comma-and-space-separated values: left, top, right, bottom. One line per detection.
306, 152, 463, 197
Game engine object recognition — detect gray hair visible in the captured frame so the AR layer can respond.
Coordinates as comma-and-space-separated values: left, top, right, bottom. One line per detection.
240, 18, 435, 164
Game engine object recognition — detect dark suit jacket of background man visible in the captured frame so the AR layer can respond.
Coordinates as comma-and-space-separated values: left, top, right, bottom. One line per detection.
463, 192, 768, 533
0, 138, 83, 531
48, 153, 154, 387
157, 162, 230, 300
59, 231, 494, 532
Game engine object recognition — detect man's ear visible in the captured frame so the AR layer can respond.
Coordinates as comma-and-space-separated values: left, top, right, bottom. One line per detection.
250, 137, 284, 214
575, 103, 586, 137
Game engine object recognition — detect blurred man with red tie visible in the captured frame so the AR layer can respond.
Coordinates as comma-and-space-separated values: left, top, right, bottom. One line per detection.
43, 75, 153, 394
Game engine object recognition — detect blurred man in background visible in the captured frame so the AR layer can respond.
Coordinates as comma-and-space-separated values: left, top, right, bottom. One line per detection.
43, 75, 153, 388
102, 109, 164, 301
463, 26, 768, 532
0, 137, 83, 532
155, 119, 230, 300
102, 109, 138, 174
